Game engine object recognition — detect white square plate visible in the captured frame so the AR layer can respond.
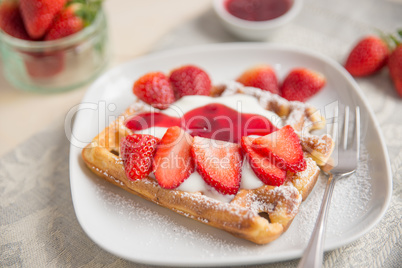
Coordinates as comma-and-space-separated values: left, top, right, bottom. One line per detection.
69, 43, 392, 266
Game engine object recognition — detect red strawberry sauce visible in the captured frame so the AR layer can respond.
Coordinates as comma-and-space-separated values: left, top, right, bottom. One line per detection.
125, 103, 277, 143
225, 0, 292, 21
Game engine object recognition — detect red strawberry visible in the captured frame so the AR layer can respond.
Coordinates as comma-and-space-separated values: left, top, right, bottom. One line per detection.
191, 136, 243, 195
281, 68, 326, 102
388, 45, 402, 97
133, 72, 176, 110
241, 136, 286, 186
44, 1, 102, 40
120, 134, 160, 181
23, 51, 65, 78
236, 65, 280, 95
344, 36, 389, 77
169, 65, 212, 98
25, 2, 102, 78
19, 0, 67, 39
0, 0, 31, 40
44, 6, 83, 40
153, 127, 194, 189
252, 125, 306, 172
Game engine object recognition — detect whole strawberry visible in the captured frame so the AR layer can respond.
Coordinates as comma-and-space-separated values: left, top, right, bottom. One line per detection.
45, 1, 102, 40
133, 72, 176, 109
281, 68, 326, 102
169, 65, 212, 98
344, 36, 389, 77
20, 0, 67, 39
44, 5, 83, 41
388, 44, 402, 97
236, 65, 280, 95
24, 52, 64, 78
0, 0, 30, 40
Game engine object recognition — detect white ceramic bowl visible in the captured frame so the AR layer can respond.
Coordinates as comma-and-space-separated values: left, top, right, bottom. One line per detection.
213, 0, 303, 40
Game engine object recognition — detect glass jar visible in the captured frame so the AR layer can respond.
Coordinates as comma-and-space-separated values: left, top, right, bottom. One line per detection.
0, 10, 109, 93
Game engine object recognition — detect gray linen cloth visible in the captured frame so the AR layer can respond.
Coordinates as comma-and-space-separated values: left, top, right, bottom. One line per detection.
1, 0, 402, 267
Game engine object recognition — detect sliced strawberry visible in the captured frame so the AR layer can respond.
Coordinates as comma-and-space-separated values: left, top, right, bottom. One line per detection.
0, 0, 31, 40
252, 125, 306, 172
20, 0, 67, 39
281, 68, 326, 102
120, 134, 160, 181
345, 36, 389, 77
153, 126, 194, 189
191, 136, 243, 195
133, 72, 176, 110
236, 65, 280, 95
241, 136, 286, 186
169, 65, 212, 98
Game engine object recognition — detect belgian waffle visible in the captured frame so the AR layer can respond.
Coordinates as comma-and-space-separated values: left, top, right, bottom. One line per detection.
82, 81, 334, 244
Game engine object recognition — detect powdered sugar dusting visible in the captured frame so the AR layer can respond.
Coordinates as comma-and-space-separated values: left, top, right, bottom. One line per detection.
248, 185, 302, 217
125, 100, 156, 117
249, 192, 276, 214
273, 185, 302, 216
91, 166, 124, 186
290, 156, 320, 194
94, 183, 264, 257
177, 190, 257, 220
282, 146, 373, 245
285, 107, 305, 126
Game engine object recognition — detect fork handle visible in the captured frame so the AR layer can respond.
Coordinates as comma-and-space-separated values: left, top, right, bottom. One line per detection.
297, 173, 336, 268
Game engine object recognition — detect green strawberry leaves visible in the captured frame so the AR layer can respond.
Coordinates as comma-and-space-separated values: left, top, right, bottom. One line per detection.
68, 0, 103, 27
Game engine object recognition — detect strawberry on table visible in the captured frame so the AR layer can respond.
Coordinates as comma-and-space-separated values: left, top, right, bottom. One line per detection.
19, 0, 67, 39
0, 0, 31, 40
169, 65, 212, 98
236, 64, 280, 95
192, 136, 243, 195
388, 41, 402, 98
241, 136, 286, 186
252, 125, 306, 173
344, 36, 389, 77
153, 127, 194, 189
281, 68, 326, 102
120, 134, 160, 181
133, 72, 176, 110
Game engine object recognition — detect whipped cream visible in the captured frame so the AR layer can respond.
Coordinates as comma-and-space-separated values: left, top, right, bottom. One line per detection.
134, 94, 284, 202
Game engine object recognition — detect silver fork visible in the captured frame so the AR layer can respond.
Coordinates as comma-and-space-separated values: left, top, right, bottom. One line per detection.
298, 106, 361, 268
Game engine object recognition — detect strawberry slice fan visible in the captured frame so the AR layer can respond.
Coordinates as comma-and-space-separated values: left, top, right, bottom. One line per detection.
82, 64, 334, 244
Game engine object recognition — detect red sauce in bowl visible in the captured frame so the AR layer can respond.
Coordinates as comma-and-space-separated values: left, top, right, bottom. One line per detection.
225, 0, 293, 21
